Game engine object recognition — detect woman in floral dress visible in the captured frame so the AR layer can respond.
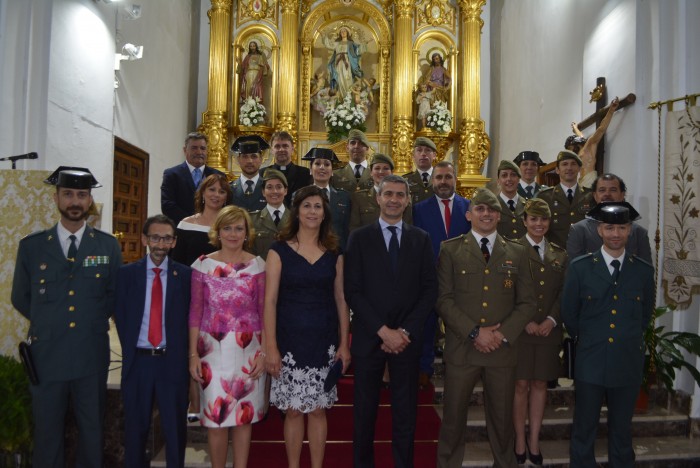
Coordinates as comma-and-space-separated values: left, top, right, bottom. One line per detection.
189, 206, 266, 468
263, 185, 351, 468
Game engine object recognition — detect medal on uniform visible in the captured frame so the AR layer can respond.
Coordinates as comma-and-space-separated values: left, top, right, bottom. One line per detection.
40, 263, 47, 270
504, 270, 513, 289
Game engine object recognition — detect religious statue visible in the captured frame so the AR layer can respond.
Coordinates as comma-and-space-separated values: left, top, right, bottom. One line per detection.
415, 83, 434, 129
239, 41, 270, 103
323, 26, 367, 101
419, 52, 451, 104
310, 71, 333, 116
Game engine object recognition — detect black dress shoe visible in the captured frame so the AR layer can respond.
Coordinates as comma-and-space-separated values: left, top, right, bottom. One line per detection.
514, 450, 526, 465
528, 448, 543, 466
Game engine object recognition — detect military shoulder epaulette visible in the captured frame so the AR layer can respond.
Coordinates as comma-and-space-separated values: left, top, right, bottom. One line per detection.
630, 254, 654, 268
91, 227, 118, 238
549, 241, 566, 252
250, 209, 263, 215
21, 229, 47, 241
443, 234, 465, 245
401, 171, 414, 178
534, 186, 553, 193
570, 252, 594, 264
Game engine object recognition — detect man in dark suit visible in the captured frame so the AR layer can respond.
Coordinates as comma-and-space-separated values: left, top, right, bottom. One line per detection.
332, 129, 373, 192
403, 137, 437, 205
567, 173, 652, 262
514, 150, 545, 199
252, 168, 291, 259
11, 167, 122, 467
562, 203, 654, 467
113, 214, 192, 468
535, 150, 593, 247
412, 160, 470, 387
496, 159, 527, 240
303, 147, 351, 250
161, 132, 225, 225
262, 130, 311, 206
436, 188, 536, 468
231, 135, 269, 212
345, 174, 438, 468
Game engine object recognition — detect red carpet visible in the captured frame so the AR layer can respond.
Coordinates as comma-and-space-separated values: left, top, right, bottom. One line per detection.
250, 373, 440, 467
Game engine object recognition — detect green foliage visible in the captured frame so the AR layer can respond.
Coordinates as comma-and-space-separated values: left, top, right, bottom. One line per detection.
0, 355, 33, 453
644, 305, 700, 393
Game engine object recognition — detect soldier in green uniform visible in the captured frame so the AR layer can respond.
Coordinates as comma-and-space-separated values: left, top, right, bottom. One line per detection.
436, 188, 536, 468
331, 129, 373, 192
562, 203, 654, 468
534, 150, 593, 247
403, 136, 437, 205
512, 199, 568, 466
495, 159, 527, 240
513, 150, 545, 199
11, 167, 122, 468
251, 168, 290, 260
349, 153, 412, 231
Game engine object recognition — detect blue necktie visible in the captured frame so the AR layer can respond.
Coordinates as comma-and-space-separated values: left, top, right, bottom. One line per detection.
387, 226, 399, 272
192, 167, 202, 187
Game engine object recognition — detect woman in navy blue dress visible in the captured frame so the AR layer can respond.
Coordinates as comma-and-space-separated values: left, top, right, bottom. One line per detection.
263, 185, 351, 468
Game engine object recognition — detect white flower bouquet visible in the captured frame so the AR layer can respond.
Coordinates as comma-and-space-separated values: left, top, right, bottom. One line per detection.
239, 97, 266, 126
426, 101, 452, 133
324, 93, 367, 143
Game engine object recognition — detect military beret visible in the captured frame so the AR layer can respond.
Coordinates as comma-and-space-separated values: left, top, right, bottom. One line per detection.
470, 188, 500, 211
414, 137, 437, 152
513, 150, 545, 166
586, 201, 640, 222
524, 198, 551, 218
231, 134, 269, 153
370, 153, 394, 170
44, 166, 101, 189
497, 160, 521, 178
262, 168, 288, 187
347, 129, 370, 147
556, 150, 583, 166
301, 147, 340, 162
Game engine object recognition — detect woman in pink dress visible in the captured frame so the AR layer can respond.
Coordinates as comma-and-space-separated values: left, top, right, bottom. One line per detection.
189, 206, 266, 468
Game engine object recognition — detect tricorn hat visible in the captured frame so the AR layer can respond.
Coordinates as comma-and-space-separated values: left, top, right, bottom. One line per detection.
301, 148, 340, 163
44, 166, 101, 189
231, 134, 269, 153
513, 150, 545, 166
586, 201, 640, 223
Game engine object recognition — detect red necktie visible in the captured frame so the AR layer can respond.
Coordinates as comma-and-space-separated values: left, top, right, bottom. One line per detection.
442, 199, 451, 236
148, 267, 163, 347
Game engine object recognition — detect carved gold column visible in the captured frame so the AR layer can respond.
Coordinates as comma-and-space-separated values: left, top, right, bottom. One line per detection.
277, 0, 299, 143
390, 0, 414, 175
456, 0, 490, 194
198, 0, 232, 174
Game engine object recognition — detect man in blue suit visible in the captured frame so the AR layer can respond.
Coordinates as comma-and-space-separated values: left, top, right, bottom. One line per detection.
412, 160, 470, 387
161, 132, 225, 225
114, 214, 192, 468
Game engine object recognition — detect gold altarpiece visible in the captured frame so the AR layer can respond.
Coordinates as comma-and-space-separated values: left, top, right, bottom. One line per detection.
199, 0, 490, 193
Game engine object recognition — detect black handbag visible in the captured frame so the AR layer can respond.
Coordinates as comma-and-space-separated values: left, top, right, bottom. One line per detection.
18, 340, 39, 385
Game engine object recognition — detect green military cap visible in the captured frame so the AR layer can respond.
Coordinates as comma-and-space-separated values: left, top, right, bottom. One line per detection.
262, 168, 288, 187
414, 137, 437, 152
347, 129, 370, 147
524, 198, 551, 218
497, 159, 521, 178
471, 188, 500, 211
370, 153, 394, 170
556, 150, 583, 166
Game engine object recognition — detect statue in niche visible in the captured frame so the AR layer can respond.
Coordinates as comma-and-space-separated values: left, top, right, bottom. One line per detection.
323, 26, 368, 100
419, 52, 451, 104
415, 83, 434, 129
310, 71, 333, 115
239, 40, 270, 104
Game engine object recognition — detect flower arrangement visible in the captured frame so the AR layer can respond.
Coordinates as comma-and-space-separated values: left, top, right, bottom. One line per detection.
426, 101, 452, 133
239, 97, 266, 126
324, 93, 367, 143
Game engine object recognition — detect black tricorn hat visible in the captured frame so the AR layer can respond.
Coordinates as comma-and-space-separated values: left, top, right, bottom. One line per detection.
231, 134, 269, 153
301, 148, 340, 163
513, 150, 545, 166
587, 201, 640, 224
44, 166, 101, 189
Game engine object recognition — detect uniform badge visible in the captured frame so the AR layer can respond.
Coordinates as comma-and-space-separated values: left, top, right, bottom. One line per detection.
173, 270, 178, 276
503, 278, 513, 289
40, 263, 47, 270
47, 235, 53, 241
39, 288, 46, 295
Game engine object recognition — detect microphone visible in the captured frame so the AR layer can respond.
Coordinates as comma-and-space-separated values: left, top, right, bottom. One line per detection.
0, 152, 39, 162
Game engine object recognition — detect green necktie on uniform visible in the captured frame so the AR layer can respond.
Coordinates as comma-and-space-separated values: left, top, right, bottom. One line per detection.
67, 234, 77, 262
611, 259, 621, 283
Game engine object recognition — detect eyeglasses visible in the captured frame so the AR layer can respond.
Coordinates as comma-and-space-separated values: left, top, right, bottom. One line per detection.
147, 235, 175, 244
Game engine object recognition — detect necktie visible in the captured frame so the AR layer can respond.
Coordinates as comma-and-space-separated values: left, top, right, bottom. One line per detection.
245, 180, 254, 195
611, 259, 621, 283
387, 226, 399, 272
273, 209, 281, 226
567, 188, 574, 203
354, 165, 362, 179
323, 188, 329, 200
533, 244, 542, 260
525, 186, 533, 198
480, 238, 490, 263
148, 267, 163, 347
192, 167, 202, 187
422, 172, 429, 187
67, 234, 77, 262
442, 199, 451, 235
507, 200, 516, 212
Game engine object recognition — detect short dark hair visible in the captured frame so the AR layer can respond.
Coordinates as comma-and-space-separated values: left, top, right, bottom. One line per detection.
142, 214, 176, 235
377, 174, 409, 195
434, 160, 456, 174
270, 131, 294, 146
185, 132, 208, 145
592, 173, 627, 193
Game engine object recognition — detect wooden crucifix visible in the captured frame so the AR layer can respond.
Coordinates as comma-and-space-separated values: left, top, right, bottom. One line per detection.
571, 77, 636, 187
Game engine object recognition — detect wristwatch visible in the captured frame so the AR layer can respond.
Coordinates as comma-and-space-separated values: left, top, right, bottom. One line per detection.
468, 325, 480, 341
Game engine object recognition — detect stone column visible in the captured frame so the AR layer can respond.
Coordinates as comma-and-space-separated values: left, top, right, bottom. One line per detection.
199, 0, 232, 173
456, 0, 490, 193
277, 0, 299, 143
390, 0, 415, 175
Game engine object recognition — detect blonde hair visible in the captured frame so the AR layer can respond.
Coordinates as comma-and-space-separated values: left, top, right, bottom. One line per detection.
208, 205, 255, 251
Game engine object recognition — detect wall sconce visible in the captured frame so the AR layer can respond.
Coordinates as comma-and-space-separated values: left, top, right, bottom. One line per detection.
114, 43, 143, 70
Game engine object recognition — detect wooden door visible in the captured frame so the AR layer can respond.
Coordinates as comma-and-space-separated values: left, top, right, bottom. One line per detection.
113, 137, 149, 264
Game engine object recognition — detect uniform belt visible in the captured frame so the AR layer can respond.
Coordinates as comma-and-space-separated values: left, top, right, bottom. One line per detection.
136, 347, 166, 356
